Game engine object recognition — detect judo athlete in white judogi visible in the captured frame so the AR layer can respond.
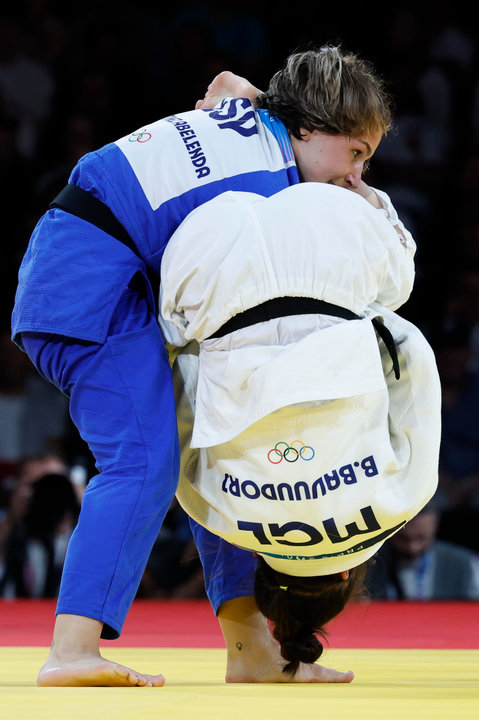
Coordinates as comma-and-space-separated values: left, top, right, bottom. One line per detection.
159, 182, 442, 645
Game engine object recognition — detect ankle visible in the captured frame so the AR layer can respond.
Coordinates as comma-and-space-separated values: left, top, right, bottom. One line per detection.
49, 614, 103, 661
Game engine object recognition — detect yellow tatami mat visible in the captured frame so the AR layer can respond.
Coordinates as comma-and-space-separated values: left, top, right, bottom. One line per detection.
1, 647, 478, 720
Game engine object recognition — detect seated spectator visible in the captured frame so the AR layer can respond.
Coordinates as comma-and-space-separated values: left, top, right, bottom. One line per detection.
0, 468, 80, 598
0, 328, 71, 478
433, 263, 479, 510
0, 14, 55, 159
366, 501, 479, 601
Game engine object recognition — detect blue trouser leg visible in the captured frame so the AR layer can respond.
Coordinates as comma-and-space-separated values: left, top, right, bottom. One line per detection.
188, 519, 257, 615
21, 285, 179, 638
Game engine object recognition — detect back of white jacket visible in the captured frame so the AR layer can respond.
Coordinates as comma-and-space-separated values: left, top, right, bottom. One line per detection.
159, 183, 440, 576
160, 182, 416, 447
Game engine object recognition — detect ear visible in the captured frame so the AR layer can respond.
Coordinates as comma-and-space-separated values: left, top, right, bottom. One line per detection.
339, 570, 350, 581
299, 127, 313, 141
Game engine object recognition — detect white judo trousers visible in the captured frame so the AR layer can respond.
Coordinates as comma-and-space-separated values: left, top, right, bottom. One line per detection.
159, 183, 442, 576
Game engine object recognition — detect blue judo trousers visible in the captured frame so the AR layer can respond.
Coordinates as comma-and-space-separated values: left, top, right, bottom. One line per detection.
21, 280, 256, 638
13, 99, 296, 638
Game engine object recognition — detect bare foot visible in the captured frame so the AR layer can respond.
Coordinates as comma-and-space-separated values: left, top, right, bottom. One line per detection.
225, 647, 354, 684
219, 596, 354, 684
37, 655, 165, 687
37, 614, 166, 687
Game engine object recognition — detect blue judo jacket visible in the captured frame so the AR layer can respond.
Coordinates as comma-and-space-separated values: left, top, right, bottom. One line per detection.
12, 100, 299, 347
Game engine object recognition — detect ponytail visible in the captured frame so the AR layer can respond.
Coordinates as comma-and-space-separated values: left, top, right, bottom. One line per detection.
254, 557, 368, 676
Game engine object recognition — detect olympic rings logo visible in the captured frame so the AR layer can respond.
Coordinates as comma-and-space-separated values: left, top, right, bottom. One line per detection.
267, 441, 315, 464
128, 129, 152, 143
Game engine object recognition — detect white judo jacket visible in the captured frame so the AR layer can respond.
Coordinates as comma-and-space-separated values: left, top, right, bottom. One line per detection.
160, 183, 442, 576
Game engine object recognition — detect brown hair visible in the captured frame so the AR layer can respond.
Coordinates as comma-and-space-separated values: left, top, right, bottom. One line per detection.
256, 45, 393, 140
254, 556, 368, 676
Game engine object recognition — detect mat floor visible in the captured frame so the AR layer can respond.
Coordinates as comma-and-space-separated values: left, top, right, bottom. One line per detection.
1, 600, 478, 720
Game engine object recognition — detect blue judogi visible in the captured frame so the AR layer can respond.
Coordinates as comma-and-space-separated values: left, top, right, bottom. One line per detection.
13, 100, 299, 638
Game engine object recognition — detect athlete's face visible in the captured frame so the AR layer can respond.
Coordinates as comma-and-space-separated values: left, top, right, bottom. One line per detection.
391, 511, 439, 559
290, 128, 383, 188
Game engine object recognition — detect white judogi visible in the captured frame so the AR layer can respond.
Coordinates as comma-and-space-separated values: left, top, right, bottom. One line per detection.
160, 183, 441, 576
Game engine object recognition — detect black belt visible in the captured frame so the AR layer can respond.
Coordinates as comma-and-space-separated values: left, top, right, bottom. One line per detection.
49, 183, 160, 305
49, 188, 400, 379
208, 297, 400, 379
50, 183, 141, 259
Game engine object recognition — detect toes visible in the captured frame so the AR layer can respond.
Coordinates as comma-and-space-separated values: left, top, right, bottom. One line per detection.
114, 664, 152, 687
326, 669, 355, 683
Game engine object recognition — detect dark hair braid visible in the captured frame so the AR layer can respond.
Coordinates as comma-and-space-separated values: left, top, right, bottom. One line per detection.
275, 628, 323, 676
254, 556, 368, 677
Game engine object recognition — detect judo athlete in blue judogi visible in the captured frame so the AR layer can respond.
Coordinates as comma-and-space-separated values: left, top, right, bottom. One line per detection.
14, 99, 295, 641
11, 47, 394, 686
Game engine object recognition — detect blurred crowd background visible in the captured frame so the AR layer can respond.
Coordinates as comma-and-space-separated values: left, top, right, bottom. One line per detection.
1, 1, 479, 602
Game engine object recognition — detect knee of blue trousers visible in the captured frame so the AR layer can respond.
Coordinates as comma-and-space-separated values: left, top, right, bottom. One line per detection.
65, 322, 180, 638
188, 518, 257, 614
